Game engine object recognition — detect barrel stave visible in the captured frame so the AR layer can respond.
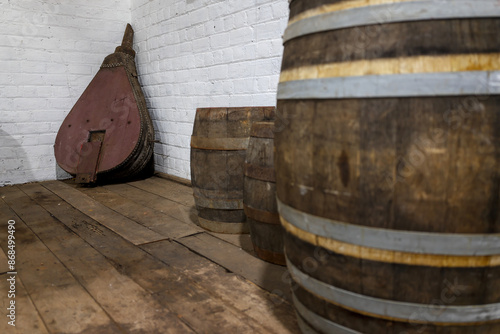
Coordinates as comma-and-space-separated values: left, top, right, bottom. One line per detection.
244, 121, 285, 264
276, 97, 500, 234
244, 177, 278, 213
285, 230, 500, 306
277, 1, 500, 332
191, 107, 275, 234
282, 19, 500, 71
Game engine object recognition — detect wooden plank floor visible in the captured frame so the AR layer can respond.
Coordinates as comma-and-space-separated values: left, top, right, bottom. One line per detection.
0, 175, 299, 334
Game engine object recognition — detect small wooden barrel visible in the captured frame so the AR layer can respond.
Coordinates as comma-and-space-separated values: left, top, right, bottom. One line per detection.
191, 107, 275, 234
244, 122, 285, 265
277, 1, 500, 333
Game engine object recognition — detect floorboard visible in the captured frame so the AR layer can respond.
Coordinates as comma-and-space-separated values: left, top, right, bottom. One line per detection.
0, 275, 49, 334
43, 181, 166, 245
129, 177, 195, 207
0, 176, 296, 333
102, 182, 198, 229
71, 185, 202, 239
208, 232, 256, 255
19, 183, 195, 333
141, 240, 300, 334
0, 193, 122, 334
178, 233, 292, 301
0, 246, 9, 274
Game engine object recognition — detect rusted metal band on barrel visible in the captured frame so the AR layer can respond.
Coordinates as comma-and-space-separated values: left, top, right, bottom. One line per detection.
198, 217, 249, 234
190, 136, 249, 151
284, 1, 500, 42
277, 71, 500, 99
244, 204, 280, 225
253, 245, 286, 265
293, 294, 361, 334
278, 199, 500, 257
194, 194, 243, 210
244, 163, 276, 182
287, 257, 500, 324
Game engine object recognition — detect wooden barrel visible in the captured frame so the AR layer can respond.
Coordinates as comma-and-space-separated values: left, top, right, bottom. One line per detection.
191, 107, 275, 234
244, 122, 285, 265
276, 1, 500, 333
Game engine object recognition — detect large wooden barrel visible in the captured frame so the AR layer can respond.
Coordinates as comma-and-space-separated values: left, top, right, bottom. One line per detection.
191, 107, 275, 234
276, 1, 500, 333
244, 122, 285, 265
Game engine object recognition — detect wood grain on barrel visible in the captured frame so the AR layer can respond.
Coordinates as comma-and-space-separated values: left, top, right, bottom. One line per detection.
276, 97, 500, 234
282, 19, 500, 70
277, 0, 500, 332
191, 108, 275, 234
244, 122, 285, 265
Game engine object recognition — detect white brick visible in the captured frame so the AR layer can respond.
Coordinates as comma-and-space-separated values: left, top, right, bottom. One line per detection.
68, 64, 92, 75
208, 64, 229, 81
240, 44, 258, 62
1, 0, 290, 185
13, 97, 47, 110
207, 5, 226, 21
230, 26, 254, 45
223, 15, 235, 31
256, 40, 273, 58
255, 76, 271, 92
209, 32, 230, 49
256, 4, 275, 22
194, 24, 205, 39
0, 86, 19, 98
254, 20, 283, 41
0, 0, 130, 185
192, 37, 210, 53
233, 10, 248, 28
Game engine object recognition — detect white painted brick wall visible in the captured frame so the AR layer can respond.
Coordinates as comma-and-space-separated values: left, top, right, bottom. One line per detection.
1, 0, 289, 185
0, 0, 131, 186
131, 0, 289, 180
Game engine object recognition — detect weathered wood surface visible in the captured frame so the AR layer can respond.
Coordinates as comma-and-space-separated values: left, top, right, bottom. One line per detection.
0, 194, 122, 334
17, 183, 194, 333
130, 177, 195, 207
141, 240, 300, 334
208, 232, 255, 255
0, 274, 49, 334
23, 185, 271, 333
277, 1, 500, 333
44, 180, 166, 245
191, 107, 275, 233
155, 171, 192, 186
67, 183, 202, 239
244, 121, 285, 265
178, 233, 291, 302
0, 246, 9, 274
0, 176, 296, 333
102, 182, 197, 227
0, 227, 48, 334
102, 182, 255, 253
